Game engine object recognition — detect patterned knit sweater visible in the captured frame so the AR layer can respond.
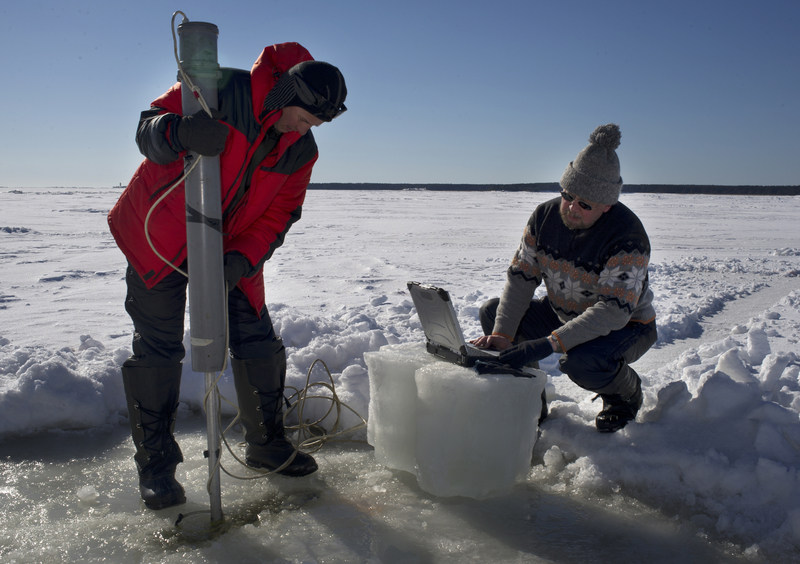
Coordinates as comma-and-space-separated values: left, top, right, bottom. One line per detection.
493, 197, 656, 351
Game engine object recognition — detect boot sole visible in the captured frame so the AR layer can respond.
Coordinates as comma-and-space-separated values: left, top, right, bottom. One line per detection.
144, 493, 187, 510
595, 416, 635, 433
246, 457, 318, 477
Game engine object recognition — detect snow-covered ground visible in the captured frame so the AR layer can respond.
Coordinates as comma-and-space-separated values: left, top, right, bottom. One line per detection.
1, 188, 799, 563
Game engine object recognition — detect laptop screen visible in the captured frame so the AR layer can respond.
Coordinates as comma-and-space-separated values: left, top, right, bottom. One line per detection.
407, 282, 467, 352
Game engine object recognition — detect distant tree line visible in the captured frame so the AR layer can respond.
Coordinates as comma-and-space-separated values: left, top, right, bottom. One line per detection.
308, 182, 800, 196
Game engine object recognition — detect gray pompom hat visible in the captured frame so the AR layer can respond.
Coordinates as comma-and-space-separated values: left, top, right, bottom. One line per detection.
560, 124, 623, 205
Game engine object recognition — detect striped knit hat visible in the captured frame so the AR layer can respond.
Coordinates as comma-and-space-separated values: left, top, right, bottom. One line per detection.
263, 61, 347, 122
560, 124, 623, 205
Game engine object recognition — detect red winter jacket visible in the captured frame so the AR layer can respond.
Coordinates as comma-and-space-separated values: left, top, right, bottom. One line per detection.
108, 43, 318, 314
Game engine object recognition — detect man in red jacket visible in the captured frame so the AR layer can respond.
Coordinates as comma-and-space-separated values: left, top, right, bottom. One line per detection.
108, 43, 347, 510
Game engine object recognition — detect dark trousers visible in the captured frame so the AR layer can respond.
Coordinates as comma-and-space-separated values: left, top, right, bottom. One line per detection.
123, 264, 283, 368
479, 297, 657, 392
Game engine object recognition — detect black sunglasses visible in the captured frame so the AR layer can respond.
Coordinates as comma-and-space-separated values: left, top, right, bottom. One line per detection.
296, 74, 347, 121
560, 190, 594, 211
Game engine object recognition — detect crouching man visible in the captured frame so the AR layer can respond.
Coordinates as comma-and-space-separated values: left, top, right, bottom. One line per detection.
472, 124, 657, 433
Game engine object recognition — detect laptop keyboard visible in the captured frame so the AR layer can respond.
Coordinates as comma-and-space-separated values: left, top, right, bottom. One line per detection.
466, 344, 500, 358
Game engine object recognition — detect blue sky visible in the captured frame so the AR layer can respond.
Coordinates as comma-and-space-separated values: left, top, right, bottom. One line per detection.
1, 0, 798, 187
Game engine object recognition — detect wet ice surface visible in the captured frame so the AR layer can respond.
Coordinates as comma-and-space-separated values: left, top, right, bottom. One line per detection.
1, 424, 747, 564
1, 188, 799, 563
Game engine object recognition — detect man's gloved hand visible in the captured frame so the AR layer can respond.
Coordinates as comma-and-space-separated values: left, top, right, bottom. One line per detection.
176, 109, 228, 156
223, 253, 250, 291
497, 337, 553, 369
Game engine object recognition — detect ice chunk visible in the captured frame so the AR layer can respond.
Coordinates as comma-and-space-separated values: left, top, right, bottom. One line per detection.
542, 445, 566, 476
413, 362, 543, 499
675, 350, 701, 369
366, 343, 545, 499
640, 380, 692, 423
370, 295, 388, 306
77, 485, 99, 503
365, 342, 436, 474
716, 349, 757, 384
78, 335, 105, 351
745, 325, 771, 365
698, 337, 738, 360
757, 354, 792, 398
695, 372, 759, 421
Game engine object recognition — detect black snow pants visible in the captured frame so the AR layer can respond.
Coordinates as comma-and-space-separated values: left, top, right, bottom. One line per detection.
123, 263, 283, 368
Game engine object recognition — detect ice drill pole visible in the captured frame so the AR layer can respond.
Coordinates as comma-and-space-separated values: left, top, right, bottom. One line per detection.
178, 18, 225, 524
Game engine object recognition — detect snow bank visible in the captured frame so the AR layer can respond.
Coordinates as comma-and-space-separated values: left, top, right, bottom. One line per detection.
533, 289, 800, 554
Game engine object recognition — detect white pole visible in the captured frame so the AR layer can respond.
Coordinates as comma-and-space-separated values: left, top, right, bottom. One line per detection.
178, 18, 225, 524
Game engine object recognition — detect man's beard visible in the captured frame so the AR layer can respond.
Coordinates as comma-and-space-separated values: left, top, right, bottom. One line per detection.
560, 207, 590, 230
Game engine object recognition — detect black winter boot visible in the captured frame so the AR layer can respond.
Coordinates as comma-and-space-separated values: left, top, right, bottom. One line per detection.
594, 367, 643, 433
232, 353, 318, 477
122, 365, 186, 510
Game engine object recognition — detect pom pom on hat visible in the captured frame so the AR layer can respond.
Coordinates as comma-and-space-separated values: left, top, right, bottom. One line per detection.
589, 123, 621, 151
560, 123, 624, 205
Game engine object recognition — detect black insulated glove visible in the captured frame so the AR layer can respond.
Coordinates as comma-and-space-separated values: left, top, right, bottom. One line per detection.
473, 361, 535, 379
176, 109, 228, 156
223, 253, 250, 291
497, 337, 553, 369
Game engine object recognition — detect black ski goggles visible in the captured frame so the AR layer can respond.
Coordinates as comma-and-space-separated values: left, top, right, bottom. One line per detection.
560, 190, 594, 211
296, 75, 347, 121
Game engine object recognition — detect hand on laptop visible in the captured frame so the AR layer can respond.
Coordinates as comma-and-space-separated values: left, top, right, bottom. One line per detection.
470, 335, 512, 351
497, 337, 553, 369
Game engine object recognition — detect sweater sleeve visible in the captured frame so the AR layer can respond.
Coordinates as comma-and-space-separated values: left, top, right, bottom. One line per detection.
492, 219, 542, 340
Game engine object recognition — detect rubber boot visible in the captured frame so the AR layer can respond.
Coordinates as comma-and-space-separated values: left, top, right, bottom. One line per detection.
232, 353, 318, 477
122, 365, 186, 509
594, 366, 643, 433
